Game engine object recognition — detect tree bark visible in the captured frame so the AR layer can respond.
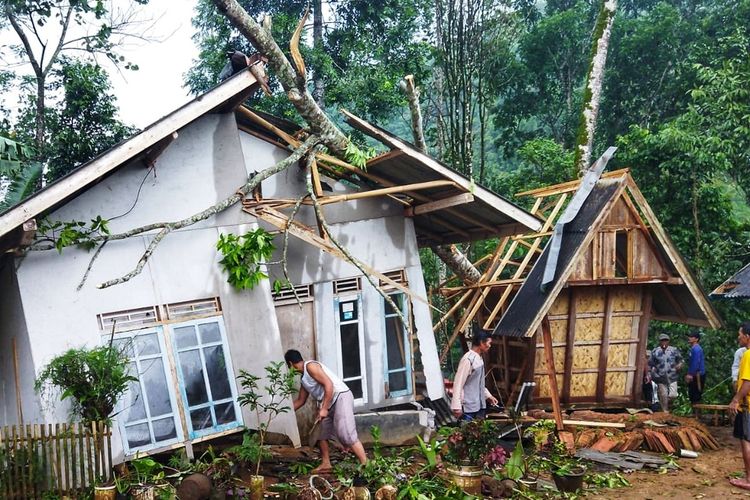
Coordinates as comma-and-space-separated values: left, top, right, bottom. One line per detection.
399, 75, 428, 154
574, 0, 617, 174
211, 0, 348, 154
431, 244, 482, 284
312, 0, 325, 107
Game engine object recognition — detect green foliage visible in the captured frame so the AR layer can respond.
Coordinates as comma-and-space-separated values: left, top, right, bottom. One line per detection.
34, 342, 137, 423
504, 440, 526, 481
0, 135, 34, 177
216, 228, 276, 290
415, 434, 439, 469
235, 361, 296, 476
438, 420, 499, 465
584, 471, 630, 489
37, 216, 110, 253
0, 161, 42, 211
344, 138, 378, 169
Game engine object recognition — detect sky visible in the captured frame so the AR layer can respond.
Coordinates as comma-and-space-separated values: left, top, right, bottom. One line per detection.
108, 0, 201, 128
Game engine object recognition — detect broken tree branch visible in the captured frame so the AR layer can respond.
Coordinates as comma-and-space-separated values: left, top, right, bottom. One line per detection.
399, 75, 428, 154
210, 0, 349, 154
431, 244, 482, 285
304, 148, 414, 336
89, 135, 320, 289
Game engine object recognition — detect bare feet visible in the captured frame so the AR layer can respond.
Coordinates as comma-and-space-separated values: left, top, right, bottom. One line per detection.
312, 463, 333, 474
729, 478, 750, 491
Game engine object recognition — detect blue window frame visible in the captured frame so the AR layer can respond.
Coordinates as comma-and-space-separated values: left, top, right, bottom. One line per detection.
171, 317, 243, 439
114, 328, 183, 455
382, 292, 412, 398
334, 295, 368, 404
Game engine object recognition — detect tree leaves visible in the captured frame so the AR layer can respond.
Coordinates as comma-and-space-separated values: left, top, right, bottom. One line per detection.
216, 228, 276, 290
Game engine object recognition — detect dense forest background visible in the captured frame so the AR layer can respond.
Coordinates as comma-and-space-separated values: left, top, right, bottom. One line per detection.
2, 0, 750, 407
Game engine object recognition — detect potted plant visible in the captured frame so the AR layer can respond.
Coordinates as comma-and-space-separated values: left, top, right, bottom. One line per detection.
548, 440, 585, 493
438, 420, 498, 494
233, 361, 296, 500
503, 440, 540, 492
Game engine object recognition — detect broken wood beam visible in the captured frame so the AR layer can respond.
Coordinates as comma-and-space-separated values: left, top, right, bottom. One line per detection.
541, 317, 564, 431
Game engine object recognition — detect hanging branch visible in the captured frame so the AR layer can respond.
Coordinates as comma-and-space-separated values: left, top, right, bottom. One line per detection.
210, 0, 349, 154
89, 136, 320, 289
303, 149, 414, 336
574, 0, 617, 174
280, 193, 310, 307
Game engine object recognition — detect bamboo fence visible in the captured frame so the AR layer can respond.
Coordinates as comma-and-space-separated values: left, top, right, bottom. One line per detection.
0, 421, 112, 498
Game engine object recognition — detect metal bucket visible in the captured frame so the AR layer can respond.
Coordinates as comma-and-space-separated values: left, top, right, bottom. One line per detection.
446, 464, 483, 495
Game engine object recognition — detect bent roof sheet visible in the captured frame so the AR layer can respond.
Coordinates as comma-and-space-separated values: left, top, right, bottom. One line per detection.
711, 263, 750, 299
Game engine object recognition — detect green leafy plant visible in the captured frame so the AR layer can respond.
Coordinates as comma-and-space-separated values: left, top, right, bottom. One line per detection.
288, 461, 316, 476
34, 339, 136, 423
216, 228, 276, 290
343, 138, 377, 169
585, 471, 630, 489
36, 216, 110, 253
524, 419, 556, 450
415, 434, 439, 469
438, 420, 499, 465
234, 361, 296, 477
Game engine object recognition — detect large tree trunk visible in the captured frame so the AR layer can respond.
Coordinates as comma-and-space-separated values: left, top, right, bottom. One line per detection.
312, 0, 325, 107
431, 244, 482, 284
211, 0, 348, 154
574, 0, 617, 174
400, 75, 428, 154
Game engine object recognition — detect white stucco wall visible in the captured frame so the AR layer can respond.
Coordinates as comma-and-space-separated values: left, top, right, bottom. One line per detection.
238, 131, 443, 405
12, 113, 301, 462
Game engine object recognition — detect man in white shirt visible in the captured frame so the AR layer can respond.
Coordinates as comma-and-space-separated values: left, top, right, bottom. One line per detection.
451, 329, 499, 420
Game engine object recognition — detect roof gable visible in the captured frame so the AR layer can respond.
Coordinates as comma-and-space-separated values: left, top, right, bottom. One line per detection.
711, 262, 750, 299
493, 171, 722, 338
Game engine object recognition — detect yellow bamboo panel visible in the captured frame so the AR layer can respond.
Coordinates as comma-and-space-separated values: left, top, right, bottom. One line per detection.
611, 287, 641, 312
535, 374, 564, 398
549, 293, 569, 315
605, 372, 628, 396
575, 318, 604, 341
573, 345, 600, 369
534, 346, 566, 372
610, 316, 636, 340
570, 373, 598, 397
576, 288, 606, 313
550, 319, 568, 343
608, 345, 631, 368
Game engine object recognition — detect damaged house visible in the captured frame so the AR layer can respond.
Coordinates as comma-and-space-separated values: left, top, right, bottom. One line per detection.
0, 65, 541, 463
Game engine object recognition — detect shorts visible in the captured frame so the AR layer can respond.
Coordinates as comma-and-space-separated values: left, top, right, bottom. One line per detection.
734, 410, 750, 442
319, 390, 359, 447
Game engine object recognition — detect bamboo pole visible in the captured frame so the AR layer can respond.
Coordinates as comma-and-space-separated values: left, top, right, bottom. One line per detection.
54, 423, 62, 498
85, 422, 93, 487
78, 422, 85, 489
12, 338, 23, 426
70, 423, 78, 494
92, 421, 100, 482
14, 425, 25, 500
40, 424, 48, 493
541, 318, 564, 431
27, 424, 35, 498
105, 423, 113, 483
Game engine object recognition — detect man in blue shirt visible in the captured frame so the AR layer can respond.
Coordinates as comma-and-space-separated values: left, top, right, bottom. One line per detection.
686, 330, 706, 406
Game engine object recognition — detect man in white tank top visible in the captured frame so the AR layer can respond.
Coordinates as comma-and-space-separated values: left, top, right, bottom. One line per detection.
285, 349, 367, 471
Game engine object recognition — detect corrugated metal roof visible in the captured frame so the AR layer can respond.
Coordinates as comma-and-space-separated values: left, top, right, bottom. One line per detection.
711, 263, 750, 299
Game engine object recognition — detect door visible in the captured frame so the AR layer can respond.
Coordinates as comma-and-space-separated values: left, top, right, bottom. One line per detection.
276, 299, 318, 443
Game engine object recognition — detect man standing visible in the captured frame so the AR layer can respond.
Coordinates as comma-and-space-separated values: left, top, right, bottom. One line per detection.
284, 349, 367, 472
649, 333, 683, 412
685, 330, 706, 405
451, 329, 499, 420
729, 322, 750, 490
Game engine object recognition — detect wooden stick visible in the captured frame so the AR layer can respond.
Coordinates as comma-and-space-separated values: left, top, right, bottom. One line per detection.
596, 289, 614, 402
12, 338, 23, 425
541, 317, 564, 431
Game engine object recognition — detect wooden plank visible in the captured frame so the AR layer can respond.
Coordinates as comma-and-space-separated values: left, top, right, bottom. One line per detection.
562, 289, 576, 403
625, 180, 722, 328
563, 420, 626, 429
27, 424, 35, 498
516, 169, 630, 197
106, 424, 113, 484
12, 339, 23, 425
319, 180, 461, 205
84, 423, 93, 491
541, 317, 564, 431
40, 424, 48, 493
406, 192, 474, 216
597, 290, 614, 402
502, 337, 510, 395
92, 422, 100, 484
0, 69, 261, 237
78, 423, 85, 494
633, 289, 652, 404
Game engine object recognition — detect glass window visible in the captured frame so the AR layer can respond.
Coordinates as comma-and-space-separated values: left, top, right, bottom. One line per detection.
383, 293, 412, 398
116, 328, 182, 454
171, 318, 242, 438
336, 297, 366, 403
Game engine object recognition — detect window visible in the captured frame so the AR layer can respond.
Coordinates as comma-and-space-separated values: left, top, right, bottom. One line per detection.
335, 295, 367, 403
615, 230, 629, 278
114, 328, 182, 454
172, 317, 242, 439
383, 293, 412, 398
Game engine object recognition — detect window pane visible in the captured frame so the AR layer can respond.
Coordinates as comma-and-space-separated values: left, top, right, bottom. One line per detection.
123, 375, 146, 423
389, 371, 407, 393
339, 300, 358, 322
152, 417, 177, 442
340, 323, 361, 379
198, 322, 221, 344
141, 358, 172, 417
112, 338, 134, 358
384, 294, 403, 316
215, 402, 236, 425
204, 345, 232, 400
179, 350, 208, 406
125, 423, 151, 448
190, 408, 213, 430
134, 333, 160, 356
175, 326, 198, 349
345, 379, 363, 399
385, 317, 406, 371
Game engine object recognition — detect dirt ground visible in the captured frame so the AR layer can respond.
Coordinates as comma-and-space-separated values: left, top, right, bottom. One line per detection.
587, 425, 750, 499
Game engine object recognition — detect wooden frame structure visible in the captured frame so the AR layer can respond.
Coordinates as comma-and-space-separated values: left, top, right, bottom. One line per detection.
437, 170, 722, 409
